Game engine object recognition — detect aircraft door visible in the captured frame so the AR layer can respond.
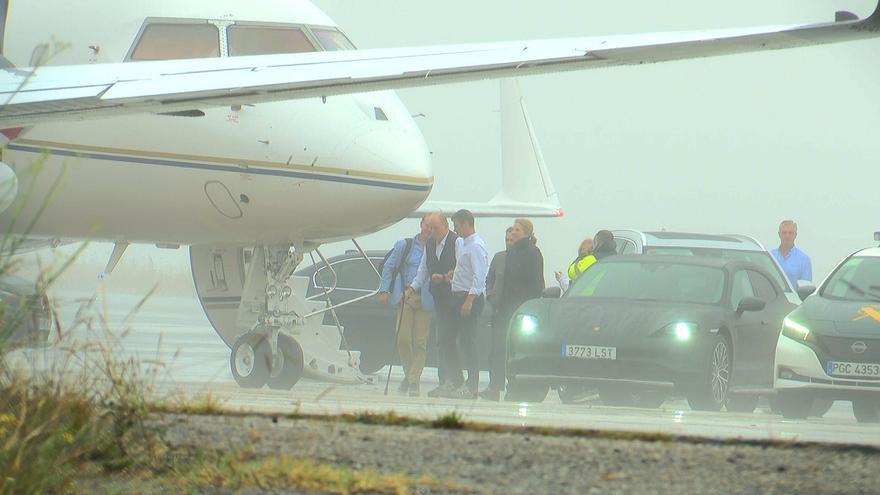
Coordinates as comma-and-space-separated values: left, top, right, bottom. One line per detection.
190, 244, 255, 347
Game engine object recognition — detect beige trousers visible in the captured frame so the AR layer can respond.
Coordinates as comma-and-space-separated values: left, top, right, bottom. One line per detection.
396, 292, 433, 385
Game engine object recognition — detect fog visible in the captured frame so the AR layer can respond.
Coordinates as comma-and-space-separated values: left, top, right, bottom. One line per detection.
316, 0, 880, 285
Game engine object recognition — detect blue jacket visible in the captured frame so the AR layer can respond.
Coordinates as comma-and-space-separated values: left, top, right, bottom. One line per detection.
380, 236, 434, 311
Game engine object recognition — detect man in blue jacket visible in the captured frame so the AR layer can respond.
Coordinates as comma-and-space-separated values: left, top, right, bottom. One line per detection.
378, 213, 434, 396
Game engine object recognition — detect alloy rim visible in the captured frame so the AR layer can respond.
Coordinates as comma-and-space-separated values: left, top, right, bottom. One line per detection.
710, 341, 730, 403
234, 343, 255, 377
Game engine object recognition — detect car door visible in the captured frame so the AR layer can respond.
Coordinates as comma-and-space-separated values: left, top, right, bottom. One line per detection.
746, 269, 793, 387
728, 269, 765, 387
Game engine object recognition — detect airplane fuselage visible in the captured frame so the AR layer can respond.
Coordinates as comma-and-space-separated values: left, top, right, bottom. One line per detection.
0, 0, 433, 246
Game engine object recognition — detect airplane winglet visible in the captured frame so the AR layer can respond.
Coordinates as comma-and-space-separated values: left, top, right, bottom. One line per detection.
416, 79, 562, 219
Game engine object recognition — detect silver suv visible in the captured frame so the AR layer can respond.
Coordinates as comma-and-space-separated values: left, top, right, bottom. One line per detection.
611, 230, 800, 304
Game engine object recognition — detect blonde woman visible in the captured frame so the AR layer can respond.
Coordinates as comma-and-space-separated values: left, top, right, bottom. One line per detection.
481, 218, 544, 401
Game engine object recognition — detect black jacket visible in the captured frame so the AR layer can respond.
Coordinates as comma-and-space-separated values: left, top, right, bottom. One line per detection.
499, 237, 544, 315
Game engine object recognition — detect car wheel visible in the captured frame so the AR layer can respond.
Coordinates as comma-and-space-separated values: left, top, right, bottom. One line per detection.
358, 350, 385, 375
852, 397, 880, 423
809, 398, 834, 418
776, 390, 813, 419
266, 334, 304, 390
726, 393, 759, 413
686, 335, 731, 411
505, 379, 548, 403
231, 332, 271, 388
557, 385, 593, 404
598, 385, 665, 408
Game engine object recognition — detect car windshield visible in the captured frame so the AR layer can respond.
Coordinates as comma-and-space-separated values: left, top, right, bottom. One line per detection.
821, 256, 880, 302
644, 247, 789, 292
567, 261, 725, 305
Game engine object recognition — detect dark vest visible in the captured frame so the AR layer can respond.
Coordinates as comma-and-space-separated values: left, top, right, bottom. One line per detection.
426, 231, 458, 305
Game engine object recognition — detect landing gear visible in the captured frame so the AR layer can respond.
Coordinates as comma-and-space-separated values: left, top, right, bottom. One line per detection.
193, 241, 377, 390
267, 333, 304, 390
231, 332, 270, 388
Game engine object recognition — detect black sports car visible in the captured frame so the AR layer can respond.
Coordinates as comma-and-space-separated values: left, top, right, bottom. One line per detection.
505, 256, 795, 411
773, 246, 880, 422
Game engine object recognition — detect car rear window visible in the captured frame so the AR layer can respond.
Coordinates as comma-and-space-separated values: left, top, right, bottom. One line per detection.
567, 261, 725, 305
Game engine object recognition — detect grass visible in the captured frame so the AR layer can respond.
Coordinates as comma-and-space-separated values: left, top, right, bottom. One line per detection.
170, 447, 463, 495
150, 391, 225, 416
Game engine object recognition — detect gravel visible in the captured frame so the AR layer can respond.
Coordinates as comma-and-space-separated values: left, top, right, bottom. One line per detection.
154, 413, 880, 495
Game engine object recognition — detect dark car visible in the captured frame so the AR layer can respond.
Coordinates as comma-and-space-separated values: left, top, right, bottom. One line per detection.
506, 255, 796, 411
0, 276, 52, 349
773, 247, 880, 422
293, 250, 492, 374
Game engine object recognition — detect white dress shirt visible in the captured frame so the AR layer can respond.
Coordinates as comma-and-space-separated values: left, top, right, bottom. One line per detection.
452, 232, 489, 296
411, 231, 451, 291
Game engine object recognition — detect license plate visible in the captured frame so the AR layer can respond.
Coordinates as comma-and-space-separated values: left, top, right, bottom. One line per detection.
562, 344, 616, 360
826, 361, 880, 378
37, 317, 51, 331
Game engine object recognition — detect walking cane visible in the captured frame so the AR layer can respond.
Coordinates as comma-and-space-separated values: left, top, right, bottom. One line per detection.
384, 289, 408, 395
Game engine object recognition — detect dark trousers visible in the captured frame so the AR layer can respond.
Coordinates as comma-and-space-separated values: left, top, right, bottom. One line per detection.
432, 299, 454, 385
488, 308, 513, 391
446, 292, 484, 391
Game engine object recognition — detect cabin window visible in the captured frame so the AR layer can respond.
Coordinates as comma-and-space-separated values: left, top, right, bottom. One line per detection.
312, 28, 356, 51
130, 23, 220, 61
227, 25, 317, 56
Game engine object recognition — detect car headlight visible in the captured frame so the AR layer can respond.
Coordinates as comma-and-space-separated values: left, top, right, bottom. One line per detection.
782, 316, 810, 341
514, 314, 539, 336
659, 322, 698, 342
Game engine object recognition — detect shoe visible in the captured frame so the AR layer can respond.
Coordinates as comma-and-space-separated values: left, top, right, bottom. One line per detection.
479, 388, 501, 401
397, 380, 409, 394
428, 382, 455, 398
444, 384, 476, 400
408, 383, 420, 397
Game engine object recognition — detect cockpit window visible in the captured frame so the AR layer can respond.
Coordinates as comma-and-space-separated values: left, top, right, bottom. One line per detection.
227, 25, 317, 56
130, 23, 220, 61
312, 28, 356, 51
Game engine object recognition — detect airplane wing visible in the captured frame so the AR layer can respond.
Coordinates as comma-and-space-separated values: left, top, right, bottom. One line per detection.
415, 79, 561, 218
0, 5, 878, 128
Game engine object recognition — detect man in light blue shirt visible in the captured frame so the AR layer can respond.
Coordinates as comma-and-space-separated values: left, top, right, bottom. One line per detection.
770, 219, 812, 288
378, 213, 434, 396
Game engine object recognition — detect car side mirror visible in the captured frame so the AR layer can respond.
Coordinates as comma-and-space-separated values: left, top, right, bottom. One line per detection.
542, 287, 562, 299
796, 285, 816, 301
736, 296, 765, 314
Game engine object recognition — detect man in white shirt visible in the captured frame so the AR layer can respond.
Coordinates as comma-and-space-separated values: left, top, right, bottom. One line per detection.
442, 209, 489, 399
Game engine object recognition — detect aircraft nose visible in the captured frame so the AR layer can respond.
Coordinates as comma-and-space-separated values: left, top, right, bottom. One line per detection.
348, 126, 433, 192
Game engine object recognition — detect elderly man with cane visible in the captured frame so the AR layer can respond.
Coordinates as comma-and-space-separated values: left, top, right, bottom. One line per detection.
379, 213, 434, 396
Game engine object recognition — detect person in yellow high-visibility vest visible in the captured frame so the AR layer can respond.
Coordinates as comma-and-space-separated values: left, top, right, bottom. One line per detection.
567, 238, 596, 282
567, 230, 618, 285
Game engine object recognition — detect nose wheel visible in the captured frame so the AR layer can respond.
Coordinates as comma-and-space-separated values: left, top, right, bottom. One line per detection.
267, 333, 304, 390
231, 332, 271, 388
